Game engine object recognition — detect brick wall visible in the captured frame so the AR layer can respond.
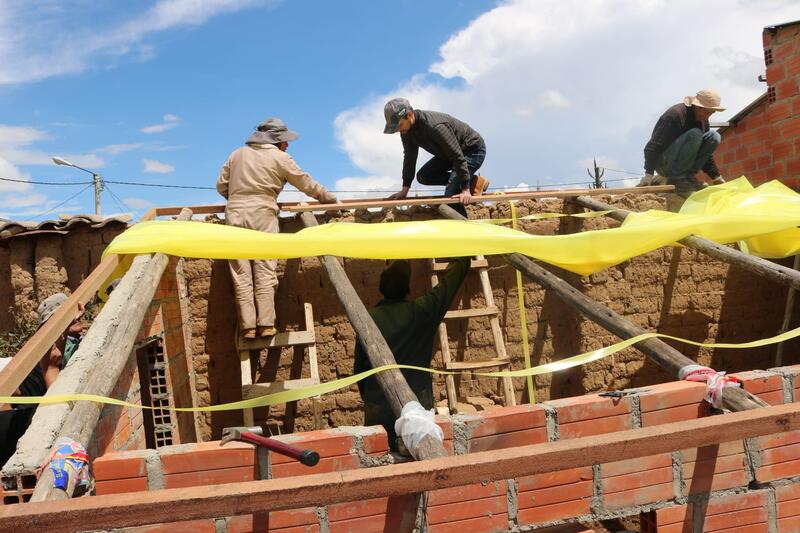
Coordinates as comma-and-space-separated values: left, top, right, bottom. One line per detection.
185, 195, 799, 440
90, 367, 800, 532
716, 21, 800, 188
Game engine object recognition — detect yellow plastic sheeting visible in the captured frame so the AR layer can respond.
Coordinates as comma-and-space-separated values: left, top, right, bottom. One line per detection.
104, 178, 800, 276
4, 322, 800, 413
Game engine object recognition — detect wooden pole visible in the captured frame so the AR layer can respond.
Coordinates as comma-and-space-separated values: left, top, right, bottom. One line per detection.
30, 208, 193, 502
299, 212, 447, 461
2, 400, 798, 532
571, 195, 800, 292
437, 204, 767, 412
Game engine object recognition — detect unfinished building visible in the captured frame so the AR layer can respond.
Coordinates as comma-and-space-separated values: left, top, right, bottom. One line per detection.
1, 19, 799, 533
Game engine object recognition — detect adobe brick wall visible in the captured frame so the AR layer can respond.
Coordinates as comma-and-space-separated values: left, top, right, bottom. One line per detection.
91, 367, 800, 532
716, 22, 800, 187
184, 195, 800, 440
0, 223, 127, 333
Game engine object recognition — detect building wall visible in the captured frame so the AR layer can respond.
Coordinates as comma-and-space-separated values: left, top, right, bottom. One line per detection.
185, 196, 800, 441
90, 365, 800, 532
717, 22, 800, 187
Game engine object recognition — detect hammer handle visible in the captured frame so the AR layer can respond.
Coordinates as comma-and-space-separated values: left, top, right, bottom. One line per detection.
241, 432, 320, 467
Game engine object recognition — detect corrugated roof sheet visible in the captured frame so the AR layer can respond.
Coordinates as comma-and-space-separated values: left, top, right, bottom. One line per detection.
0, 214, 131, 240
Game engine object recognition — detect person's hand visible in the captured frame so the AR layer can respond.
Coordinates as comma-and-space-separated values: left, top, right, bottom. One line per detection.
387, 186, 410, 200
711, 176, 726, 185
319, 191, 338, 204
638, 173, 655, 186
452, 189, 472, 205
68, 302, 85, 336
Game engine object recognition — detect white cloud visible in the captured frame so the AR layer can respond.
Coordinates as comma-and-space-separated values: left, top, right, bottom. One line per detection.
335, 0, 796, 190
141, 114, 181, 134
142, 158, 175, 173
122, 197, 155, 209
97, 143, 147, 155
0, 1, 276, 86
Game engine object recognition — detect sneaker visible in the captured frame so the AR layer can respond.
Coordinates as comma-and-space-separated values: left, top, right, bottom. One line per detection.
470, 174, 490, 195
258, 326, 277, 338
242, 328, 257, 339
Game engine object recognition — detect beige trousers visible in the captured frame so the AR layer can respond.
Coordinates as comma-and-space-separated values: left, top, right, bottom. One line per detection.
225, 202, 279, 330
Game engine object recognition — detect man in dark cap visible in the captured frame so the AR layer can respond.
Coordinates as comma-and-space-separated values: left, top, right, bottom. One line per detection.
354, 257, 470, 451
383, 98, 488, 217
217, 117, 338, 339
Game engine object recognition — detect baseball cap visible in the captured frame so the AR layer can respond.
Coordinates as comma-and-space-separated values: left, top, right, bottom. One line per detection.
383, 98, 412, 134
37, 292, 68, 326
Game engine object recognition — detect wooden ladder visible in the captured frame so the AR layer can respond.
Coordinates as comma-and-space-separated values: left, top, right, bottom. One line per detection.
430, 256, 516, 413
236, 302, 323, 430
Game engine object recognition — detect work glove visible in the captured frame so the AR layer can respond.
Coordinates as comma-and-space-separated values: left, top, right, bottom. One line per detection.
638, 173, 655, 186
711, 176, 726, 185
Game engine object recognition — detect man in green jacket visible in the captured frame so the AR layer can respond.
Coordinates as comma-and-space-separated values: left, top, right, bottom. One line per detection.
354, 257, 470, 451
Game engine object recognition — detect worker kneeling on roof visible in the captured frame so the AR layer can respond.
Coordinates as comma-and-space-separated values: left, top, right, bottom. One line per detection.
217, 118, 337, 339
639, 89, 727, 210
354, 257, 470, 452
383, 98, 489, 218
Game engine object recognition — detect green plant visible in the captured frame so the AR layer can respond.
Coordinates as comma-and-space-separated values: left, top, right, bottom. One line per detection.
0, 311, 39, 359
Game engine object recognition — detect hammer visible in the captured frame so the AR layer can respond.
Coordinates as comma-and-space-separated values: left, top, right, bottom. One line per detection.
220, 426, 320, 467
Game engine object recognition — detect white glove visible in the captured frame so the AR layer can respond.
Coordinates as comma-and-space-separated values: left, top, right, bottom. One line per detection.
638, 173, 655, 186
711, 176, 726, 185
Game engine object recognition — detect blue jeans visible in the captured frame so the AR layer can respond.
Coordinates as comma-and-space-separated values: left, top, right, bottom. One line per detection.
656, 129, 720, 198
417, 144, 486, 217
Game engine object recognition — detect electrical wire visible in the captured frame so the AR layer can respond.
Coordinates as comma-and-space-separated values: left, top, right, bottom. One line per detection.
103, 182, 133, 214
25, 183, 94, 220
0, 176, 92, 186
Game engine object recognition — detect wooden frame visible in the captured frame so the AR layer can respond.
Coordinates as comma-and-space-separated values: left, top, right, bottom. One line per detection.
1, 400, 797, 532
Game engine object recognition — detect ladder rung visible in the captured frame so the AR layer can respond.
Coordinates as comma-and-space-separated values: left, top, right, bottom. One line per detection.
238, 330, 315, 351
446, 358, 511, 370
432, 258, 488, 272
444, 306, 499, 319
242, 378, 319, 399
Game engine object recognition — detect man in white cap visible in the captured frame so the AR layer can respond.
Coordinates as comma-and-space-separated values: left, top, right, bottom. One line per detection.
639, 89, 726, 207
383, 98, 488, 218
217, 118, 337, 339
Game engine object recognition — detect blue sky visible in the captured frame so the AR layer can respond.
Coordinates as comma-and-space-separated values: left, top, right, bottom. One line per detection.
0, 0, 796, 220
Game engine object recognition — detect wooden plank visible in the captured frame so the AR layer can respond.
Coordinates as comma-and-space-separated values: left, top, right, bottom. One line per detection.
431, 258, 488, 271
282, 186, 675, 212
446, 358, 511, 370
243, 378, 319, 398
437, 204, 768, 413
0, 209, 156, 398
155, 205, 224, 216
30, 209, 193, 502
300, 212, 447, 462
444, 306, 499, 319
236, 330, 316, 351
2, 401, 798, 532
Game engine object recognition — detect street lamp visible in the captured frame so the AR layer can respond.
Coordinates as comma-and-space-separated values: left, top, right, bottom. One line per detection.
52, 156, 103, 216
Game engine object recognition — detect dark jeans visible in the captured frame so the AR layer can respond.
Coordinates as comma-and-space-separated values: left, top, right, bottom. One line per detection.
656, 128, 720, 198
417, 144, 486, 217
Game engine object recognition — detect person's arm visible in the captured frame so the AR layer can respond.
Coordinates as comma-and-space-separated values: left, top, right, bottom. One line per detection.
401, 134, 419, 188
643, 112, 678, 175
415, 257, 471, 323
281, 155, 337, 203
40, 340, 64, 389
216, 157, 231, 199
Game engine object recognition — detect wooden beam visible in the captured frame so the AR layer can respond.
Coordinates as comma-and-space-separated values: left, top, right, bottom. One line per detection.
0, 209, 156, 398
283, 186, 674, 213
30, 208, 194, 502
571, 195, 800, 292
2, 400, 798, 532
299, 212, 447, 461
437, 204, 767, 412
236, 330, 315, 351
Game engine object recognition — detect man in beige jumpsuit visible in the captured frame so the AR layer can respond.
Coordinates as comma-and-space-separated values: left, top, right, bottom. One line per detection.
217, 118, 337, 339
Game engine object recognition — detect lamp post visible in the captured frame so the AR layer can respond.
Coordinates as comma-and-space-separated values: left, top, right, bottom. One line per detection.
52, 156, 103, 216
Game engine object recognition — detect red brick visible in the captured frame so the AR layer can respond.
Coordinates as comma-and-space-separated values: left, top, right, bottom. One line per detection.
126, 519, 217, 533
787, 158, 800, 176
361, 430, 389, 455
704, 508, 768, 531
655, 503, 691, 527
638, 381, 706, 413
469, 427, 548, 452
777, 79, 799, 99
92, 455, 146, 481
705, 491, 767, 516
757, 458, 800, 483
602, 453, 672, 477
774, 141, 795, 161
779, 516, 800, 532
641, 403, 705, 427
428, 513, 509, 533
163, 466, 255, 488
468, 403, 546, 438
517, 499, 589, 526
328, 497, 390, 521
518, 479, 593, 510
603, 482, 674, 510
789, 53, 800, 76
602, 466, 673, 494
559, 413, 631, 439
427, 481, 505, 506
159, 446, 255, 474
517, 467, 593, 493
227, 508, 318, 531
95, 476, 149, 495
329, 514, 402, 533
427, 495, 507, 524
768, 63, 787, 84
776, 482, 800, 516
272, 455, 360, 478
268, 431, 354, 464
